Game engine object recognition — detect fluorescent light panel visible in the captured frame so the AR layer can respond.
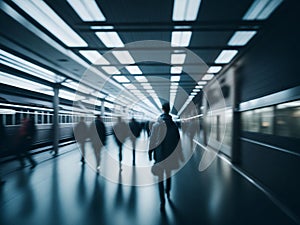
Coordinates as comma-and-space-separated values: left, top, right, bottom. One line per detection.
135, 76, 148, 82
12, 0, 87, 47
90, 26, 114, 30
243, 0, 284, 20
171, 75, 181, 82
171, 66, 183, 74
228, 31, 257, 46
112, 51, 135, 64
207, 66, 222, 73
202, 74, 214, 80
102, 66, 120, 74
0, 71, 53, 96
171, 31, 192, 47
171, 53, 186, 64
0, 49, 64, 83
113, 76, 130, 83
215, 50, 238, 64
126, 66, 142, 74
174, 26, 192, 30
123, 83, 137, 89
95, 32, 124, 47
79, 50, 110, 65
67, 0, 106, 21
172, 0, 202, 21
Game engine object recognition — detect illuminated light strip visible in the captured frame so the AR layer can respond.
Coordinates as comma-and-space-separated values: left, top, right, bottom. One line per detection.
79, 50, 110, 65
0, 71, 54, 96
0, 102, 53, 112
228, 31, 257, 46
96, 32, 124, 48
171, 31, 192, 47
112, 51, 135, 64
172, 0, 202, 21
243, 0, 284, 20
0, 49, 63, 83
12, 0, 87, 47
215, 50, 238, 64
67, 0, 106, 21
180, 114, 203, 121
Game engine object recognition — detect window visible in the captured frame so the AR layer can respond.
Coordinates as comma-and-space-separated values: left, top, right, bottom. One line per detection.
241, 100, 300, 139
275, 100, 300, 139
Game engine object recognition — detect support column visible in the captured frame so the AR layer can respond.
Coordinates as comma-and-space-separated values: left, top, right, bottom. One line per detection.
53, 84, 60, 156
231, 71, 241, 164
101, 100, 105, 117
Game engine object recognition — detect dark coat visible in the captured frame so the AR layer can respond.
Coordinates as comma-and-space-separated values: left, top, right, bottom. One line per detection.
149, 113, 180, 163
113, 120, 129, 146
129, 119, 141, 139
74, 121, 88, 143
90, 119, 107, 149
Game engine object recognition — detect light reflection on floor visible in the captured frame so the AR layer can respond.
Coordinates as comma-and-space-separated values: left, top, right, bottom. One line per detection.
0, 133, 297, 225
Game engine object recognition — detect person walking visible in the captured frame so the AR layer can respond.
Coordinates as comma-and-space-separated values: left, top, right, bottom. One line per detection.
90, 115, 107, 172
129, 118, 141, 165
17, 117, 37, 169
74, 117, 88, 164
148, 102, 180, 211
113, 117, 129, 170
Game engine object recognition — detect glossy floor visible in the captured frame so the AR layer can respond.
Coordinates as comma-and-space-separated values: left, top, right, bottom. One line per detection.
0, 134, 297, 225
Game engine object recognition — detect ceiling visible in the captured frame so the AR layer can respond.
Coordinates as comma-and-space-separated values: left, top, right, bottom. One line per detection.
0, 0, 285, 116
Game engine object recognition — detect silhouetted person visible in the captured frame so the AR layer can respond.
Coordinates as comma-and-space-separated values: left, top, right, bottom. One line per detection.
74, 117, 88, 164
129, 118, 141, 165
149, 102, 180, 211
17, 117, 37, 168
90, 115, 106, 172
113, 117, 129, 169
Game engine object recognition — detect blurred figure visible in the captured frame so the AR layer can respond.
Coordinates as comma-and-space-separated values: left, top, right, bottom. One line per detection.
90, 115, 106, 172
17, 117, 37, 169
113, 117, 129, 169
74, 117, 88, 164
129, 118, 141, 165
0, 119, 6, 185
149, 102, 180, 211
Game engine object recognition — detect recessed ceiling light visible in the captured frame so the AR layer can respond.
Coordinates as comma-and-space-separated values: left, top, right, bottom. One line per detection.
172, 0, 202, 21
95, 32, 124, 48
215, 50, 238, 64
207, 66, 222, 73
113, 76, 130, 83
171, 66, 183, 74
171, 31, 192, 47
102, 66, 120, 74
12, 0, 87, 47
67, 0, 106, 21
228, 31, 257, 46
79, 50, 110, 65
171, 76, 181, 82
112, 51, 135, 64
202, 74, 214, 80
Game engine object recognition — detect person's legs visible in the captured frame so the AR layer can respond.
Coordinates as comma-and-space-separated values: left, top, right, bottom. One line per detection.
166, 177, 171, 199
93, 147, 100, 169
158, 181, 165, 210
132, 139, 136, 165
118, 144, 123, 162
80, 142, 85, 163
158, 173, 165, 211
24, 151, 36, 168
